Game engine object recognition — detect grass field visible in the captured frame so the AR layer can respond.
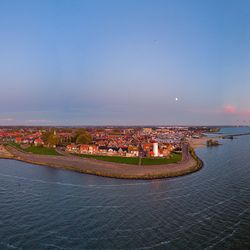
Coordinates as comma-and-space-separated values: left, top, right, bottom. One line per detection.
8, 142, 22, 149
75, 154, 139, 164
24, 146, 60, 155
8, 142, 182, 164
9, 142, 60, 156
74, 152, 182, 165
142, 153, 182, 165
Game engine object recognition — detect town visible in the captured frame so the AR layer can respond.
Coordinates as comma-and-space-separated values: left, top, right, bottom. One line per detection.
0, 126, 216, 158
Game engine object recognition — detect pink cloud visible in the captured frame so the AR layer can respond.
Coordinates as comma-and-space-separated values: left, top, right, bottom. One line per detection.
241, 110, 250, 116
223, 105, 236, 114
223, 105, 250, 116
186, 105, 250, 117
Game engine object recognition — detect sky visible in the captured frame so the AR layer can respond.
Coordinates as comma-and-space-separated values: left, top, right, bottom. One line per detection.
0, 0, 250, 126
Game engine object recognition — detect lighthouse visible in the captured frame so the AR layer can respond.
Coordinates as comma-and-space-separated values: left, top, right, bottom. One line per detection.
153, 142, 159, 157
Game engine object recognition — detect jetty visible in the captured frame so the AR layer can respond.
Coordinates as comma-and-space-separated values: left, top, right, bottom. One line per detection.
221, 132, 250, 139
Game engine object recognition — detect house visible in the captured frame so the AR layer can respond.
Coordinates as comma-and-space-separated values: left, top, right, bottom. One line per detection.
66, 144, 78, 153
88, 145, 98, 154
107, 147, 118, 155
143, 143, 152, 152
127, 145, 139, 157
34, 138, 44, 147
79, 144, 89, 154
22, 138, 30, 144
148, 151, 154, 157
15, 137, 22, 144
158, 149, 164, 157
99, 146, 108, 153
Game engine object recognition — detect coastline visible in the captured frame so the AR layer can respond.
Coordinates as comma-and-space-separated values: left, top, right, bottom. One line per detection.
188, 137, 209, 149
1, 145, 203, 180
0, 145, 14, 159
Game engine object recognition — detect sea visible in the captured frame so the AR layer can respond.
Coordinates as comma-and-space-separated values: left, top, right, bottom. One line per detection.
0, 127, 250, 250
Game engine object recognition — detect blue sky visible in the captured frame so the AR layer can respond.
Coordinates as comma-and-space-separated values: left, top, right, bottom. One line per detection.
1, 0, 250, 125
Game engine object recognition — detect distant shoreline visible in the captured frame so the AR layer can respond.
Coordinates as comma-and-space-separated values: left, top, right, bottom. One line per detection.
1, 145, 203, 180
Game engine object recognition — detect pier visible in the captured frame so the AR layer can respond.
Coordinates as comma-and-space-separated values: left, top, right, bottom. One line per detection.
221, 132, 250, 139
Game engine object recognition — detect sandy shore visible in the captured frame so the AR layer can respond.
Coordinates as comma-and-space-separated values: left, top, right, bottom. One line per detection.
1, 145, 202, 180
188, 137, 211, 149
0, 145, 13, 159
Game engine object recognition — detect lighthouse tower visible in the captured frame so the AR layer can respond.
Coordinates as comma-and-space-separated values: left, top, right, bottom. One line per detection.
153, 142, 159, 157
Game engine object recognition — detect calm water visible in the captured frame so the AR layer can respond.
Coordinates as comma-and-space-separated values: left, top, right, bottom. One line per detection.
0, 127, 250, 250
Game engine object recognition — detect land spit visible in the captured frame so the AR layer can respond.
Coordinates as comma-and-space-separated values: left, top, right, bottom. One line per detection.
0, 145, 14, 159
1, 145, 203, 180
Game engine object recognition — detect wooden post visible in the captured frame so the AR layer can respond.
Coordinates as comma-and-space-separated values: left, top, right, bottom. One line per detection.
138, 156, 142, 166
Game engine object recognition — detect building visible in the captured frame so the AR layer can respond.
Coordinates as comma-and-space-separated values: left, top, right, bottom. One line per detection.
153, 142, 159, 157
34, 138, 44, 146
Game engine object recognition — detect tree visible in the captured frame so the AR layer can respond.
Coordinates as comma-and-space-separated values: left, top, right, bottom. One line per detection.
42, 131, 52, 144
76, 133, 92, 144
72, 128, 92, 144
47, 134, 60, 147
74, 128, 87, 137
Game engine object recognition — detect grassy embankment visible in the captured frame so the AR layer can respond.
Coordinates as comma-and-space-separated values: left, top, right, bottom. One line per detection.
189, 147, 203, 170
8, 142, 60, 156
5, 143, 202, 179
70, 150, 202, 179
73, 152, 182, 165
